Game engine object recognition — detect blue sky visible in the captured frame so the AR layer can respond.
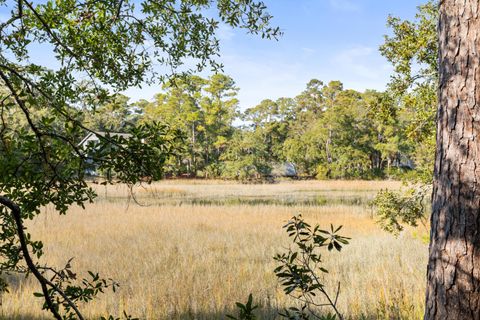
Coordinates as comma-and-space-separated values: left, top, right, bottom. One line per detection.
1, 0, 426, 110
126, 0, 426, 110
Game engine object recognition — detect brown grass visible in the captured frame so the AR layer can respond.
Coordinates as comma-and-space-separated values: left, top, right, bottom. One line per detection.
0, 180, 427, 320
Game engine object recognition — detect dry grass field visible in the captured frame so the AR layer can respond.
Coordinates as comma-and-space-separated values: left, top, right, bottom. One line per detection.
1, 180, 428, 319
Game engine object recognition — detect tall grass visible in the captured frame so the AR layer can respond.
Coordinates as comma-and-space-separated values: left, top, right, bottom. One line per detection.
1, 180, 426, 319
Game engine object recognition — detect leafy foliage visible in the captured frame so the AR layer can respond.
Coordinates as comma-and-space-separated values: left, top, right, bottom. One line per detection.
0, 0, 280, 318
274, 215, 350, 320
220, 129, 272, 181
138, 76, 425, 181
373, 1, 438, 235
226, 293, 259, 320
229, 215, 350, 320
373, 186, 430, 235
380, 0, 438, 183
35, 259, 122, 319
139, 74, 239, 177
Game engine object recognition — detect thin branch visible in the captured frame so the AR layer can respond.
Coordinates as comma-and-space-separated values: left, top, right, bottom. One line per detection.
23, 1, 77, 58
295, 223, 344, 320
0, 0, 23, 31
0, 196, 86, 320
0, 68, 57, 174
333, 282, 341, 307
0, 63, 127, 152
0, 196, 62, 320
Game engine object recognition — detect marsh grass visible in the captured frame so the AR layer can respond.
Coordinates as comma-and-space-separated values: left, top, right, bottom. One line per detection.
91, 180, 402, 208
0, 180, 427, 319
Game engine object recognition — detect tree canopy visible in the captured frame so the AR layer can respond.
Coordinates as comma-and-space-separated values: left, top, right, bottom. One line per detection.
89, 71, 435, 182
0, 0, 280, 318
373, 0, 438, 234
0, 0, 445, 318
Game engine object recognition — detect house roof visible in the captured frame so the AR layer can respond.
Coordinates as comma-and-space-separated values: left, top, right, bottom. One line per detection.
78, 131, 132, 147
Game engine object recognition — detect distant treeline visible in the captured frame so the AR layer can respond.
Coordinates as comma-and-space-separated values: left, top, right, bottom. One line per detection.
1, 2, 437, 183
79, 73, 434, 181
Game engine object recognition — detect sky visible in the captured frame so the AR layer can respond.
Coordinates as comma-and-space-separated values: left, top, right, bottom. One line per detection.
125, 0, 426, 110
0, 0, 426, 110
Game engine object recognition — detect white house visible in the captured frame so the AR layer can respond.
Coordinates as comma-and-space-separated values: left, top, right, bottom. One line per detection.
78, 131, 132, 149
79, 131, 133, 176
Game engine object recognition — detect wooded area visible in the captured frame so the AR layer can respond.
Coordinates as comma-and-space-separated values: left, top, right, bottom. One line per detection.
2, 0, 480, 318
70, 2, 439, 182
70, 73, 434, 181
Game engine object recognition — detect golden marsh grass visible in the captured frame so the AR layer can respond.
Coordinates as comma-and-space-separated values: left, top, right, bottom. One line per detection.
1, 180, 427, 319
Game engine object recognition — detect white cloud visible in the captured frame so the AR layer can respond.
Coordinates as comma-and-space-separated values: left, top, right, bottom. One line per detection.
334, 46, 377, 79
330, 46, 392, 91
334, 47, 374, 78
301, 47, 316, 57
221, 54, 304, 109
217, 23, 235, 41
328, 0, 360, 12
125, 44, 392, 108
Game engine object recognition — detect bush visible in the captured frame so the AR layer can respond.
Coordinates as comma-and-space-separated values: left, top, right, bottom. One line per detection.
230, 215, 350, 320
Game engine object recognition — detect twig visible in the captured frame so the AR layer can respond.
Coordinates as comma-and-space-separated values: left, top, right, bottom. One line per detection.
0, 196, 86, 320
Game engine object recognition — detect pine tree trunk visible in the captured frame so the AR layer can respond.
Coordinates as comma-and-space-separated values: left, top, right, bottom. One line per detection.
425, 1, 480, 319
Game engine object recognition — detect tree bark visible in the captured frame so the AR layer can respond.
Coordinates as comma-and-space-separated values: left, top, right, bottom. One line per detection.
425, 1, 480, 319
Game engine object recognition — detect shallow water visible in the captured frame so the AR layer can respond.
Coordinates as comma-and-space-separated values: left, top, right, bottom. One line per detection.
98, 189, 376, 207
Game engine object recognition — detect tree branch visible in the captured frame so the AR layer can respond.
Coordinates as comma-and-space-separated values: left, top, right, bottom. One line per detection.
0, 196, 62, 320
0, 196, 86, 320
